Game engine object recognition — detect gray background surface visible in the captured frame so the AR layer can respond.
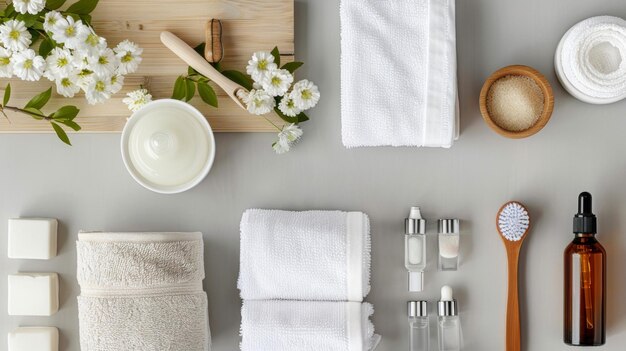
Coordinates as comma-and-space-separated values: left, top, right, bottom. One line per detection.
2, 0, 626, 350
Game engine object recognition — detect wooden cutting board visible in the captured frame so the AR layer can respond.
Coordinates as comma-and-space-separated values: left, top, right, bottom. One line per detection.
0, 0, 293, 133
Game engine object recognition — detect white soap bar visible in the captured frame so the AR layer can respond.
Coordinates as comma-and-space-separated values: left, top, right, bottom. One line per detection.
8, 273, 59, 316
8, 327, 59, 351
8, 218, 58, 259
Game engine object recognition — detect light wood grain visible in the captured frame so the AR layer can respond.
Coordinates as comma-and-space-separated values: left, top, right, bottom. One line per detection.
0, 0, 293, 133
479, 65, 554, 139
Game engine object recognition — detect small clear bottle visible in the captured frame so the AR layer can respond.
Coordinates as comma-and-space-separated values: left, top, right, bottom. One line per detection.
408, 301, 429, 351
438, 219, 460, 271
405, 207, 427, 292
438, 286, 461, 351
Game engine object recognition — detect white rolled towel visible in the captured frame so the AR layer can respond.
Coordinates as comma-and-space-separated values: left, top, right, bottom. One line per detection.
241, 300, 381, 351
238, 209, 371, 302
77, 232, 211, 351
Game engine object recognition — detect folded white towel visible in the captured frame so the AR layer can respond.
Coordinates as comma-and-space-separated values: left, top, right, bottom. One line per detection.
77, 232, 211, 351
556, 16, 626, 104
241, 300, 381, 351
341, 0, 458, 148
238, 210, 371, 302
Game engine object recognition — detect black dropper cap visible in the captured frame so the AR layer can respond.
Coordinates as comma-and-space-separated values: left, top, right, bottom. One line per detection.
573, 192, 597, 234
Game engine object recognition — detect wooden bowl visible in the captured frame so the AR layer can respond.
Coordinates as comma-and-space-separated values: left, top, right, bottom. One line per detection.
479, 65, 554, 139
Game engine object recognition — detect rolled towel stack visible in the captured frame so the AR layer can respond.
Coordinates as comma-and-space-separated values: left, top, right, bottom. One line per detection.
76, 232, 211, 351
556, 16, 626, 104
238, 210, 380, 351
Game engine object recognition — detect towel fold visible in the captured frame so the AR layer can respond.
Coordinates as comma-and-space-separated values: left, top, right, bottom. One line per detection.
77, 232, 211, 351
341, 0, 458, 148
241, 300, 381, 351
238, 210, 371, 302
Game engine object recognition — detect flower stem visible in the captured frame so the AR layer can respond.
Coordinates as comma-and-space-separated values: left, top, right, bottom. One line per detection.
1, 105, 49, 120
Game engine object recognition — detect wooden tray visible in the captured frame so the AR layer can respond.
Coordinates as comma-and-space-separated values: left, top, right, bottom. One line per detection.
0, 0, 293, 133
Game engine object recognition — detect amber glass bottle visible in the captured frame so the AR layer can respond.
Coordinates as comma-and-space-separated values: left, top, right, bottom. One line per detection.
564, 192, 606, 346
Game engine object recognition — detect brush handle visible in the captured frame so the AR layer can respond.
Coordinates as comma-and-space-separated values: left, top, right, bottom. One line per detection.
506, 246, 521, 351
160, 31, 247, 110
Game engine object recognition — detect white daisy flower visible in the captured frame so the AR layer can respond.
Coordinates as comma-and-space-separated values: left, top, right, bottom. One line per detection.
246, 51, 277, 82
75, 69, 94, 90
80, 32, 107, 54
44, 11, 66, 33
13, 0, 45, 15
291, 79, 320, 110
272, 123, 303, 154
278, 95, 301, 117
51, 16, 89, 49
114, 40, 143, 74
240, 89, 275, 115
261, 68, 293, 97
0, 20, 32, 52
54, 73, 81, 98
122, 89, 152, 112
87, 47, 118, 77
12, 49, 45, 81
85, 74, 113, 104
109, 73, 124, 94
43, 47, 74, 81
71, 49, 90, 70
272, 137, 290, 154
0, 47, 13, 78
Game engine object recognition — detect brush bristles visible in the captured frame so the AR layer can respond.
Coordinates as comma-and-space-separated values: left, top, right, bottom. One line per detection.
498, 202, 530, 241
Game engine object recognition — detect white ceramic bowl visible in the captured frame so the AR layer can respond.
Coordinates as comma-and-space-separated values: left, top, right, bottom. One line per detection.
121, 99, 216, 194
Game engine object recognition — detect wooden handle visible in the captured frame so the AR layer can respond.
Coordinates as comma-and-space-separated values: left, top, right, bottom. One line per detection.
506, 246, 521, 351
160, 31, 247, 110
205, 19, 224, 63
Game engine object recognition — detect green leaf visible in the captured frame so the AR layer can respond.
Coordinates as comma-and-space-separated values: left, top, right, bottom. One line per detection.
281, 61, 304, 74
171, 76, 186, 100
187, 66, 199, 76
4, 4, 15, 17
46, 0, 68, 10
79, 14, 92, 25
185, 79, 195, 101
270, 47, 280, 67
39, 38, 55, 57
198, 81, 218, 107
221, 70, 253, 90
16, 14, 38, 27
23, 107, 45, 120
273, 106, 310, 124
32, 21, 44, 30
211, 61, 222, 72
50, 105, 80, 121
66, 0, 100, 15
193, 43, 206, 56
51, 122, 71, 145
24, 88, 52, 110
28, 28, 41, 43
3, 83, 11, 107
58, 119, 81, 131
295, 111, 310, 123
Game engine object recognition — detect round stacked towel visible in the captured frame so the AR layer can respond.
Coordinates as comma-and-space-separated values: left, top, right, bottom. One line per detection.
555, 16, 626, 104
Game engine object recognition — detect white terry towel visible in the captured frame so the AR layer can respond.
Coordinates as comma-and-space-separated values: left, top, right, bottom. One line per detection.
238, 210, 371, 302
341, 0, 459, 148
76, 232, 211, 351
241, 300, 381, 351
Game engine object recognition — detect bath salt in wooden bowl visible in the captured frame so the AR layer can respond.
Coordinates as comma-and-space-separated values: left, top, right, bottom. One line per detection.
480, 65, 554, 139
